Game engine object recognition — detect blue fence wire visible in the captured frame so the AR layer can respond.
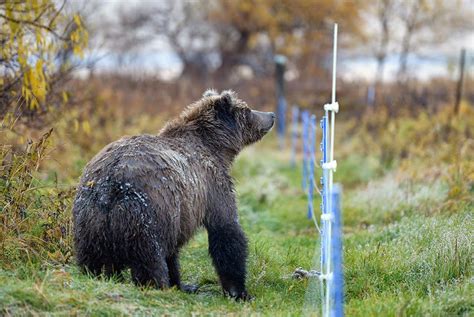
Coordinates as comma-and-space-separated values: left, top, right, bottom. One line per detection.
301, 110, 310, 190
296, 111, 343, 316
290, 106, 300, 168
320, 115, 329, 270
330, 184, 344, 317
307, 115, 317, 219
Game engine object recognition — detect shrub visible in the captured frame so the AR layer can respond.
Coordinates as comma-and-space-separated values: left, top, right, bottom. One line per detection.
0, 129, 75, 269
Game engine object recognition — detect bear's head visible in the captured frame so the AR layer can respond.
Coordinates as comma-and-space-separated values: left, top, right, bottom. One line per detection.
202, 89, 275, 146
162, 89, 275, 158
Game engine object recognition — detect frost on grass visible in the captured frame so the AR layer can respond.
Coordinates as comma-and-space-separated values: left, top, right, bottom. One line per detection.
375, 212, 472, 287
346, 210, 473, 306
396, 214, 472, 279
348, 171, 448, 219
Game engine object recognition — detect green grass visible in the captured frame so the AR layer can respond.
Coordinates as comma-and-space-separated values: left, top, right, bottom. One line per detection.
1, 136, 473, 316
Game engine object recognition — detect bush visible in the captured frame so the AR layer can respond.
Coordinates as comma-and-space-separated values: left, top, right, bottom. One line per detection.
0, 129, 75, 269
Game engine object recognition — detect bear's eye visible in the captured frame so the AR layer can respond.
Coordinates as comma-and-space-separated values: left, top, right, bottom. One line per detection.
243, 108, 251, 118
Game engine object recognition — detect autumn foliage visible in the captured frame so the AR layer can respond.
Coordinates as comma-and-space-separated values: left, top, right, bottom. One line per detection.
1, 0, 87, 114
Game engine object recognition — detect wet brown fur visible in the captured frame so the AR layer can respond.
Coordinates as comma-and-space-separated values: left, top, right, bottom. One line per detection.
72, 90, 274, 300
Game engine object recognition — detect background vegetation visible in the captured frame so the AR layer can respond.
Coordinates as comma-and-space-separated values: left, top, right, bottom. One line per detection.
1, 0, 473, 316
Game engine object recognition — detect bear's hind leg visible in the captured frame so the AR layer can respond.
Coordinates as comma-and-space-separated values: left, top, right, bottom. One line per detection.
80, 259, 124, 281
77, 254, 104, 277
82, 263, 102, 277
131, 253, 170, 289
104, 263, 125, 282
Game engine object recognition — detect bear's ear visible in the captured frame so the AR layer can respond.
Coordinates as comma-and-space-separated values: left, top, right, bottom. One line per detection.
215, 91, 237, 129
215, 101, 237, 130
203, 89, 219, 98
220, 90, 236, 106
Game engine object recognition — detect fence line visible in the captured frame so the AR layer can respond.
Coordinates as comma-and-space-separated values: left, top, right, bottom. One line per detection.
290, 106, 300, 168
289, 23, 343, 317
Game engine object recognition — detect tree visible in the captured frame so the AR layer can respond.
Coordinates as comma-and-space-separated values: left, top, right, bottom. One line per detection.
0, 0, 88, 117
359, 0, 396, 106
100, 1, 216, 77
373, 0, 395, 86
396, 0, 472, 80
99, 0, 364, 81
208, 0, 365, 77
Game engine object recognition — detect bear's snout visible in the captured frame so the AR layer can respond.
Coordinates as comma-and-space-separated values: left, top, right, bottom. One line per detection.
252, 110, 275, 132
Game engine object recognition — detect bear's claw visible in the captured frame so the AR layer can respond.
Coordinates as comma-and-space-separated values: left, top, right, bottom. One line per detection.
225, 289, 254, 301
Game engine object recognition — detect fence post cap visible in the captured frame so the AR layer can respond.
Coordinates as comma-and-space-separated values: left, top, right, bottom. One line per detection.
321, 213, 334, 221
322, 160, 337, 171
324, 102, 339, 113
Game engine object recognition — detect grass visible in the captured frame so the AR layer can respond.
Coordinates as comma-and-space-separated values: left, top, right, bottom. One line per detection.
0, 131, 474, 316
1, 108, 473, 316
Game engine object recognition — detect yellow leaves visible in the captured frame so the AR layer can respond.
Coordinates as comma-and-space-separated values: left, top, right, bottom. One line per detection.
22, 60, 47, 109
62, 91, 69, 104
34, 59, 46, 100
73, 119, 79, 133
73, 14, 82, 27
2, 1, 88, 111
447, 185, 462, 199
31, 0, 39, 12
17, 37, 27, 68
70, 14, 89, 58
237, 0, 253, 13
5, 3, 19, 35
35, 27, 44, 46
210, 0, 363, 58
70, 29, 79, 43
82, 120, 91, 135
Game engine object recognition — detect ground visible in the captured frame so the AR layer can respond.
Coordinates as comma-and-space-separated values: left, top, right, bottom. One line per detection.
0, 119, 472, 316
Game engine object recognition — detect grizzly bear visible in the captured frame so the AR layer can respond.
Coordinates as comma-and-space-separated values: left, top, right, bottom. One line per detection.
72, 90, 274, 300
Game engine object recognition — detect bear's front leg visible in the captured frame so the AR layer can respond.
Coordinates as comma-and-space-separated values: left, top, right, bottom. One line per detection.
207, 222, 252, 301
166, 253, 200, 293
